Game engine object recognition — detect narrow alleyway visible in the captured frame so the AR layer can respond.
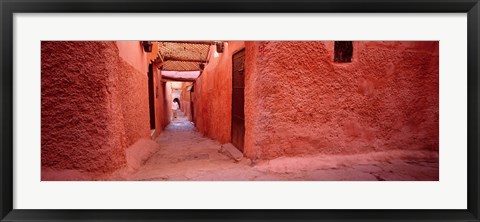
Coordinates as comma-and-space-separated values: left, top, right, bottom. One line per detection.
109, 111, 439, 181
41, 41, 439, 181
116, 111, 288, 181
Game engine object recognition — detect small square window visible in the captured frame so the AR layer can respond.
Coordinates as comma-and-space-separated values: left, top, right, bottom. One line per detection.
334, 41, 353, 63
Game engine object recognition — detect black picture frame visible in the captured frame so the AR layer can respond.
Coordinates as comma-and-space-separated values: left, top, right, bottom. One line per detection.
1, 0, 479, 221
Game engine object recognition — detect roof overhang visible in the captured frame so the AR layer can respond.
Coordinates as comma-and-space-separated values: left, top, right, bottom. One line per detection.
158, 41, 215, 72
161, 70, 199, 82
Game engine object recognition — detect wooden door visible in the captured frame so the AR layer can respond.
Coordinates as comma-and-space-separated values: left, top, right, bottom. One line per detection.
231, 49, 245, 152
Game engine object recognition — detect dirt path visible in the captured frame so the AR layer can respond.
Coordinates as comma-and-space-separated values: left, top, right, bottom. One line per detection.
119, 113, 438, 181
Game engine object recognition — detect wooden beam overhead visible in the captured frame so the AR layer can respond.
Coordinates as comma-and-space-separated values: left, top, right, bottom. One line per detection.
160, 41, 217, 45
161, 69, 200, 72
158, 51, 164, 63
161, 76, 196, 82
163, 56, 206, 63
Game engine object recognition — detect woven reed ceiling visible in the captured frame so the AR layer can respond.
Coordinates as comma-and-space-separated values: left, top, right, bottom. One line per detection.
158, 41, 214, 71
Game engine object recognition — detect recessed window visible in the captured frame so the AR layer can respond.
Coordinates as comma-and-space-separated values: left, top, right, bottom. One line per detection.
334, 41, 353, 63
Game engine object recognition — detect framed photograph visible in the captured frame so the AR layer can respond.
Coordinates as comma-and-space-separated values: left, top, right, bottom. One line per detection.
1, 0, 479, 221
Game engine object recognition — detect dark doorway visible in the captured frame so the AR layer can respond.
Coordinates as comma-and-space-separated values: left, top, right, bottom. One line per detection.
147, 64, 156, 129
231, 49, 245, 152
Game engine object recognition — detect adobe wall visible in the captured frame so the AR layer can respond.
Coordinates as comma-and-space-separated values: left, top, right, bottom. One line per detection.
182, 82, 194, 121
194, 42, 245, 143
116, 41, 148, 74
152, 63, 170, 137
116, 41, 151, 147
244, 41, 439, 160
145, 42, 170, 137
41, 41, 151, 178
160, 80, 170, 128
165, 82, 171, 119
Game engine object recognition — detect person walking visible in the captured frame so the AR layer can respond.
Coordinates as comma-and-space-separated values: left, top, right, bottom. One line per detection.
172, 99, 179, 119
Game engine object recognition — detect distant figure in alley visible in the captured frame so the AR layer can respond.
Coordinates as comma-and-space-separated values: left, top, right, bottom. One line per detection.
172, 98, 180, 119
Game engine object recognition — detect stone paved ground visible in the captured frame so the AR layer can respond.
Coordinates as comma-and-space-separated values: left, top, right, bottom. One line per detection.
110, 112, 439, 181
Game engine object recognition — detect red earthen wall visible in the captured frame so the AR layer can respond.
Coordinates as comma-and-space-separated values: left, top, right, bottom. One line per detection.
194, 42, 245, 143
116, 41, 151, 147
147, 43, 169, 137
181, 82, 193, 121
116, 41, 148, 74
243, 41, 439, 160
165, 82, 173, 120
41, 41, 151, 176
152, 64, 170, 137
161, 81, 170, 127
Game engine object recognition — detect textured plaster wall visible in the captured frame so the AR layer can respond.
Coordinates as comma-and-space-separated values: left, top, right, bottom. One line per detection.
41, 41, 150, 178
180, 82, 193, 121
152, 64, 170, 138
116, 41, 150, 147
243, 41, 439, 160
147, 43, 169, 137
160, 80, 170, 127
194, 42, 245, 143
116, 41, 148, 74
